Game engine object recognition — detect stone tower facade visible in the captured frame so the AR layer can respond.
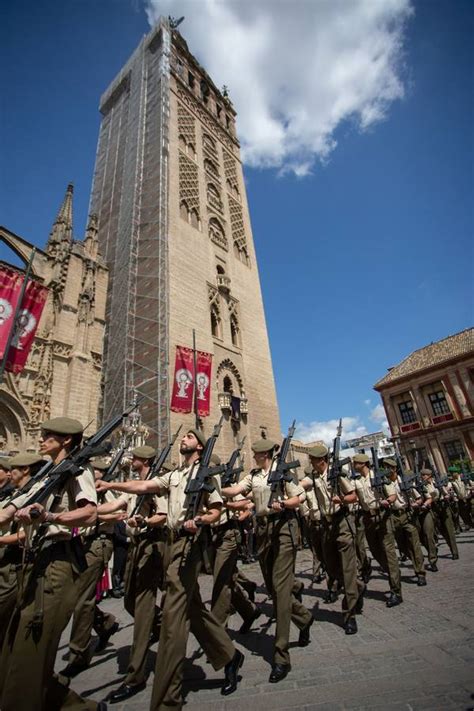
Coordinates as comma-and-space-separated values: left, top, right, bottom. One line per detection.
89, 18, 280, 461
0, 185, 108, 451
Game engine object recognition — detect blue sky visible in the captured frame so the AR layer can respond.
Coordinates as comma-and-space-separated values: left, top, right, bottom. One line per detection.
1, 0, 472, 443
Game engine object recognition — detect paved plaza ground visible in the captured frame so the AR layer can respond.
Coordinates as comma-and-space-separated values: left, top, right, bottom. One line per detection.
57, 531, 474, 711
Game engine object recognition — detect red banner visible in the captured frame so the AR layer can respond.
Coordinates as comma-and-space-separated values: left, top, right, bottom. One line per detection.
170, 345, 213, 417
195, 349, 212, 418
4, 277, 49, 374
0, 266, 24, 359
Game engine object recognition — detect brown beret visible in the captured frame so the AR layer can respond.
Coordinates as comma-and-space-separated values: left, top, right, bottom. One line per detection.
92, 458, 110, 471
420, 468, 433, 476
251, 438, 278, 454
0, 457, 11, 471
187, 428, 207, 448
8, 452, 46, 468
384, 458, 397, 468
41, 417, 84, 435
307, 444, 329, 459
353, 453, 370, 464
131, 446, 157, 460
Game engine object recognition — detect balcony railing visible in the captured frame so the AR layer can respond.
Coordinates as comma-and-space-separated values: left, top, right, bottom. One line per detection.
216, 274, 231, 292
218, 392, 231, 410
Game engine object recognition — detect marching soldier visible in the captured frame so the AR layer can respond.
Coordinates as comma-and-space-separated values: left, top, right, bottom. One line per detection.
352, 453, 403, 607
451, 467, 472, 530
303, 444, 364, 634
431, 470, 459, 560
97, 428, 244, 710
299, 464, 326, 584
61, 458, 120, 678
383, 458, 427, 586
223, 438, 314, 683
208, 454, 261, 633
0, 417, 102, 711
0, 453, 45, 647
417, 468, 439, 571
97, 445, 168, 703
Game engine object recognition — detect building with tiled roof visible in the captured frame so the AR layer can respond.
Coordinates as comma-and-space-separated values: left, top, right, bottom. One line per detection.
374, 328, 474, 471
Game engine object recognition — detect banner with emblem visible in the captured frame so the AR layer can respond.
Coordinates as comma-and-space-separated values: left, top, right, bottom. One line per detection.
195, 349, 212, 417
170, 345, 213, 417
170, 345, 195, 414
0, 266, 24, 360
2, 275, 49, 374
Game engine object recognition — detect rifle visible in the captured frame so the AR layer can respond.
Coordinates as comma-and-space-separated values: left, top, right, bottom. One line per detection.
22, 399, 143, 517
184, 417, 225, 522
130, 425, 182, 519
327, 419, 351, 496
370, 446, 389, 498
267, 421, 300, 506
393, 442, 421, 504
101, 445, 127, 484
3, 459, 55, 508
220, 437, 246, 488
432, 468, 451, 508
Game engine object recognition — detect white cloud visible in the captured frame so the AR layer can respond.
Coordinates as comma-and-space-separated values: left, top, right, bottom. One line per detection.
295, 416, 368, 445
364, 398, 372, 406
146, 0, 413, 174
370, 403, 389, 431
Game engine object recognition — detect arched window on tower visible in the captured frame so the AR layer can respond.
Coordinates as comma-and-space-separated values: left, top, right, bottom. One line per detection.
210, 304, 221, 339
230, 313, 241, 347
209, 217, 228, 250
223, 375, 233, 394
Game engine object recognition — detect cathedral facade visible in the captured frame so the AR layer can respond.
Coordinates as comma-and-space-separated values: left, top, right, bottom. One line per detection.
0, 185, 108, 452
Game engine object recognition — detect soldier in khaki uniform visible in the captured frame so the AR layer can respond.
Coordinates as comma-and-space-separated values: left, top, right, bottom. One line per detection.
0, 453, 45, 647
223, 439, 313, 683
353, 454, 403, 607
431, 471, 459, 560
383, 459, 427, 586
96, 445, 168, 703
299, 464, 326, 583
208, 454, 261, 633
302, 445, 364, 634
61, 458, 120, 678
417, 469, 439, 571
97, 429, 244, 711
451, 468, 472, 530
0, 417, 102, 711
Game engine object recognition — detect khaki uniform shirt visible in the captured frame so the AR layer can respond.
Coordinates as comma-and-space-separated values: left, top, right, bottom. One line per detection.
422, 480, 438, 502
312, 466, 354, 519
239, 466, 305, 518
10, 465, 97, 540
300, 475, 322, 521
452, 479, 466, 500
82, 489, 120, 537
154, 463, 223, 531
115, 490, 168, 538
355, 473, 396, 513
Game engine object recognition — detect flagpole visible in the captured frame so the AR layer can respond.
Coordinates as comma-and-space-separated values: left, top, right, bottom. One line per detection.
192, 329, 199, 430
0, 247, 36, 385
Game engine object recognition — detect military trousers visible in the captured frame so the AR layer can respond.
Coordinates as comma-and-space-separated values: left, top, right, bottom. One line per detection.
0, 540, 98, 711
210, 524, 256, 626
433, 505, 459, 557
256, 513, 312, 665
458, 499, 472, 528
322, 511, 364, 621
0, 547, 21, 649
150, 532, 236, 711
68, 535, 116, 663
391, 510, 425, 576
123, 529, 166, 686
305, 517, 325, 577
354, 511, 372, 581
362, 512, 402, 596
417, 509, 437, 564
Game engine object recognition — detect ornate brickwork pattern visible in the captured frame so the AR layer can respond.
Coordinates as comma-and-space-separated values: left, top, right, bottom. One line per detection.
177, 102, 196, 146
177, 87, 235, 151
208, 217, 228, 251
228, 195, 249, 262
223, 149, 240, 197
179, 152, 200, 217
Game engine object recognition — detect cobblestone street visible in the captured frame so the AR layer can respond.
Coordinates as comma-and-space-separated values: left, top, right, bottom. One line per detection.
57, 531, 474, 711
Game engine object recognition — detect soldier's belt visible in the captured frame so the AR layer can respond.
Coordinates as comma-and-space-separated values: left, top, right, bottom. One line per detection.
134, 526, 168, 542
256, 511, 290, 526
83, 532, 114, 542
391, 508, 408, 517
167, 528, 192, 544
322, 508, 346, 523
214, 519, 239, 533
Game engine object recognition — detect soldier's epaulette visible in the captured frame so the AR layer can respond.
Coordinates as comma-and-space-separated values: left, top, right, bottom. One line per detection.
250, 468, 260, 476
